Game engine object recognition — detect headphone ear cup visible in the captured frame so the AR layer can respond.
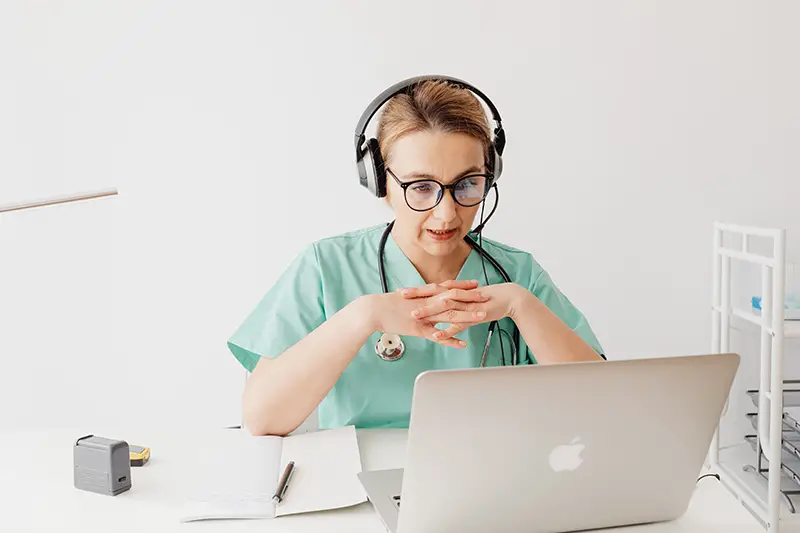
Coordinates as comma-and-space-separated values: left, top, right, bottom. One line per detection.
357, 138, 387, 197
494, 149, 503, 182
487, 143, 503, 187
367, 138, 387, 198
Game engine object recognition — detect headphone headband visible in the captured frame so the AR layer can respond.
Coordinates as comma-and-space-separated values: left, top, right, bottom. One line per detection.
354, 75, 506, 199
354, 75, 505, 158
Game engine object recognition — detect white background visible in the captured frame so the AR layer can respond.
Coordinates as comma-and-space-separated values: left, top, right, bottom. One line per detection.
1, 1, 798, 434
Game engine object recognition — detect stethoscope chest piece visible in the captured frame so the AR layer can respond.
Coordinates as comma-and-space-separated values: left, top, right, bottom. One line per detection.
376, 333, 405, 361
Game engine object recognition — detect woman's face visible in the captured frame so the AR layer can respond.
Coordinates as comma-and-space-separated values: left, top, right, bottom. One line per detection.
385, 130, 485, 258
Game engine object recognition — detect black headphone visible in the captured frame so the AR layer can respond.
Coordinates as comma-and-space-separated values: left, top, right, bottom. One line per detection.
354, 75, 506, 198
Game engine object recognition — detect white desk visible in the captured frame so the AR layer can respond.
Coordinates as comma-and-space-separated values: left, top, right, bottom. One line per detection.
1, 427, 763, 533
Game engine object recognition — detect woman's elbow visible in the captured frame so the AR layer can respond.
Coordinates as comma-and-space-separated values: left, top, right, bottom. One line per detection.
241, 360, 283, 435
241, 399, 266, 435
242, 401, 292, 436
241, 386, 289, 436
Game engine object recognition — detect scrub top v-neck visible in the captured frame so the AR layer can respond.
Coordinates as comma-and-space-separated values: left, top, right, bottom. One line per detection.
227, 224, 603, 429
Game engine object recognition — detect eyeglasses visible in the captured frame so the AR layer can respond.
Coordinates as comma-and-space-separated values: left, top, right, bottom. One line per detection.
386, 168, 492, 212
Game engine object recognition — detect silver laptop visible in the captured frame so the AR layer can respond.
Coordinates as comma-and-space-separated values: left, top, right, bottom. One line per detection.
358, 353, 739, 533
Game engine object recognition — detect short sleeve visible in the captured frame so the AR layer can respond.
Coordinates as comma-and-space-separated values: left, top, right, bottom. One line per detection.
529, 269, 605, 360
227, 244, 326, 372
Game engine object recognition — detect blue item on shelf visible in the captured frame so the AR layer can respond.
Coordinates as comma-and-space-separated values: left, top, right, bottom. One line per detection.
752, 296, 800, 319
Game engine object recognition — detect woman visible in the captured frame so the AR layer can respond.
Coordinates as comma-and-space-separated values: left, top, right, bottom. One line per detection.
228, 76, 605, 436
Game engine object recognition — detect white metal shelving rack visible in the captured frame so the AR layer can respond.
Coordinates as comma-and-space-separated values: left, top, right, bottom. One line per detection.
710, 222, 800, 532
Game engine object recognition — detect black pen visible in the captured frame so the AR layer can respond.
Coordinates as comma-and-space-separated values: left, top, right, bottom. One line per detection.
271, 461, 295, 505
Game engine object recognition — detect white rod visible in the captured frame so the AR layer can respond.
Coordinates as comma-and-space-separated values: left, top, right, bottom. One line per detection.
716, 247, 776, 267
731, 307, 777, 335
714, 222, 785, 239
768, 230, 786, 533
709, 254, 731, 466
721, 256, 731, 354
0, 188, 118, 214
759, 264, 773, 461
775, 229, 787, 326
733, 307, 770, 329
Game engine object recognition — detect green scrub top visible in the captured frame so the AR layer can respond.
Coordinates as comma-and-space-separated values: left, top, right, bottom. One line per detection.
227, 224, 603, 430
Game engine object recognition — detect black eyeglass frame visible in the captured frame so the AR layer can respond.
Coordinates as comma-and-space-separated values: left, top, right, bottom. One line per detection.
385, 167, 493, 212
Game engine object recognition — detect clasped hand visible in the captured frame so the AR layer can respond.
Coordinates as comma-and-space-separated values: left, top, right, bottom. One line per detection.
371, 279, 523, 349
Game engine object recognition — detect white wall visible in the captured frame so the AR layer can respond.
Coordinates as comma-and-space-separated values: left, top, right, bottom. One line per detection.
1, 1, 798, 431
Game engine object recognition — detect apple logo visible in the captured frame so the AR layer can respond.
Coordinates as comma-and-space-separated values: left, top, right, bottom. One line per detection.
548, 437, 585, 472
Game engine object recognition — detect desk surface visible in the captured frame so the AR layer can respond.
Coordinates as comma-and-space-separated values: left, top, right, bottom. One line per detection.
1, 427, 762, 533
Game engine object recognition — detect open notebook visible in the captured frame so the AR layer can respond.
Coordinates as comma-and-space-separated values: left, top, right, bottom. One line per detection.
180, 425, 367, 522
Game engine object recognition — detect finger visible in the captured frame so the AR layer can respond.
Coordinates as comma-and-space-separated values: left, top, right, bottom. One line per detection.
436, 337, 467, 349
413, 296, 486, 319
432, 322, 469, 340
431, 323, 468, 341
424, 310, 487, 324
438, 279, 479, 290
400, 280, 483, 299
438, 288, 490, 303
410, 291, 487, 319
399, 283, 443, 299
412, 298, 459, 319
421, 325, 467, 348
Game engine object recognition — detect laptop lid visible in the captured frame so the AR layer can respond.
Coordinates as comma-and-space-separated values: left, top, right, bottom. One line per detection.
395, 353, 739, 533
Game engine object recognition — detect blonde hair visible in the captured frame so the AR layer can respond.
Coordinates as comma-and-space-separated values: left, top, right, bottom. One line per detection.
377, 79, 492, 166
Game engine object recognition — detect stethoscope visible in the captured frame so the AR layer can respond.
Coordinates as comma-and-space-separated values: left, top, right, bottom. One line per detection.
375, 221, 521, 366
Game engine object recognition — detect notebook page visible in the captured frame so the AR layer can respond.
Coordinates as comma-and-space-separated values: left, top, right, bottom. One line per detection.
274, 425, 367, 516
180, 430, 283, 522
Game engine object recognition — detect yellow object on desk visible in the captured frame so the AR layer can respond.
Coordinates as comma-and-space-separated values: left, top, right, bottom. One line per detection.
129, 444, 150, 466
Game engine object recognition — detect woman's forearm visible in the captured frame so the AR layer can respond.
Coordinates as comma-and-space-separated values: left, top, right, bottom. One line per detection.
242, 295, 377, 436
509, 288, 603, 365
